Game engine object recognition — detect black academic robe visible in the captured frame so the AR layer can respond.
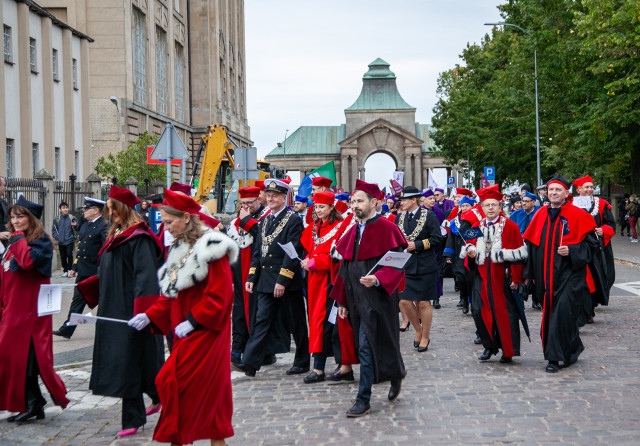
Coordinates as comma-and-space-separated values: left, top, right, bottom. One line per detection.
89, 224, 164, 398
332, 215, 407, 383
523, 203, 600, 365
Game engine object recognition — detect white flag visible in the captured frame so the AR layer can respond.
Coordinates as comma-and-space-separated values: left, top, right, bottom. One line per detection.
38, 285, 62, 316
366, 250, 412, 276
428, 169, 440, 190
278, 241, 302, 261
68, 312, 98, 326
393, 171, 404, 186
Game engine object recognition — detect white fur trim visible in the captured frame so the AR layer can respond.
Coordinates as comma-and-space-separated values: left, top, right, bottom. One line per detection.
158, 229, 239, 297
474, 217, 528, 265
459, 243, 476, 260
499, 244, 528, 263
228, 217, 254, 249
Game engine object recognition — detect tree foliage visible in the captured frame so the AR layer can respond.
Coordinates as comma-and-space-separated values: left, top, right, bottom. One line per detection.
94, 132, 165, 186
431, 0, 640, 191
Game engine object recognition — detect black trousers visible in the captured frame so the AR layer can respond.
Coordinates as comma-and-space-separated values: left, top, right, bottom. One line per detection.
59, 243, 74, 272
121, 390, 160, 429
58, 275, 89, 337
242, 290, 310, 371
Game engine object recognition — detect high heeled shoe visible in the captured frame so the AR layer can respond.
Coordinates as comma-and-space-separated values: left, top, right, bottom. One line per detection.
145, 403, 162, 416
399, 322, 410, 332
417, 339, 431, 353
117, 426, 143, 437
413, 339, 420, 349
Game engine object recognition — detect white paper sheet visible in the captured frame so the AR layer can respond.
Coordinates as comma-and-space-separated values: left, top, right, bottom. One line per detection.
37, 284, 62, 316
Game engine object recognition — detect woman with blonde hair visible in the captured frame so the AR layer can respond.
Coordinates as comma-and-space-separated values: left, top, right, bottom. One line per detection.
86, 185, 164, 437
129, 189, 237, 446
0, 197, 69, 422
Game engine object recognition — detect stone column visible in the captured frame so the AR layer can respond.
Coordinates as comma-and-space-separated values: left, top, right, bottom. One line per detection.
341, 155, 349, 191
350, 156, 358, 191
414, 155, 422, 189
86, 173, 102, 200
124, 177, 138, 197
405, 155, 412, 187
153, 180, 165, 195
34, 169, 56, 272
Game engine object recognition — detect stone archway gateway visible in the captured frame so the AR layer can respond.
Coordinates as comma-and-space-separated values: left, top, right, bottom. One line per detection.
265, 59, 461, 191
364, 151, 398, 188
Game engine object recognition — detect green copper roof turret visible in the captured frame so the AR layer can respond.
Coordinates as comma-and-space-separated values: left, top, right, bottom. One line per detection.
345, 58, 415, 111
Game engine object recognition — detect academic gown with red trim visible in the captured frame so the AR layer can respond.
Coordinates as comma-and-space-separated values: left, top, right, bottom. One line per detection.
523, 203, 600, 365
146, 254, 235, 444
0, 235, 69, 412
301, 219, 341, 354
331, 214, 408, 383
89, 222, 165, 399
466, 218, 527, 357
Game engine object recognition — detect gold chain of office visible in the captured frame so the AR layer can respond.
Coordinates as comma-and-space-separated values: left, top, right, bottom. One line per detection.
313, 221, 343, 247
398, 209, 427, 241
261, 210, 294, 257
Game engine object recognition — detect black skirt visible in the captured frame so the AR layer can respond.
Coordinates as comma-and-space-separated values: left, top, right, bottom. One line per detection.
400, 272, 438, 301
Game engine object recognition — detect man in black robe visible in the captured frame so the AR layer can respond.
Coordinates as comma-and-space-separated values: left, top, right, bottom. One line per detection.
523, 175, 602, 373
331, 180, 408, 417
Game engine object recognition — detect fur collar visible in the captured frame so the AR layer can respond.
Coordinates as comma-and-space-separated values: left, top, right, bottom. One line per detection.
228, 217, 253, 249
158, 229, 239, 297
459, 216, 527, 265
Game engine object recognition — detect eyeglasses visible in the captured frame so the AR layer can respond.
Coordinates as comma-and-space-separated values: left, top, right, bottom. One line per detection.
522, 199, 534, 203
482, 203, 501, 208
240, 199, 258, 207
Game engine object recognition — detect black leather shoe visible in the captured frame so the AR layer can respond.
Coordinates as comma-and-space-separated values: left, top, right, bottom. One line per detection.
303, 371, 325, 384
413, 340, 420, 349
262, 355, 277, 366
478, 349, 493, 361
231, 363, 256, 377
388, 369, 407, 401
7, 407, 45, 422
417, 339, 430, 353
326, 369, 354, 382
231, 353, 242, 366
462, 305, 469, 315
285, 366, 310, 375
433, 299, 441, 309
499, 355, 513, 364
473, 336, 482, 345
346, 400, 371, 418
52, 329, 71, 340
545, 362, 560, 373
456, 299, 464, 308
532, 302, 542, 310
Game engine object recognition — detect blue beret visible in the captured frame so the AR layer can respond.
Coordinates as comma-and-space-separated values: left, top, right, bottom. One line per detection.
335, 193, 350, 201
523, 191, 537, 201
294, 195, 308, 203
458, 196, 475, 206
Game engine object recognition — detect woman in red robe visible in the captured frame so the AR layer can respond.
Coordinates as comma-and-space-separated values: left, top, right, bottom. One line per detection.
0, 197, 69, 422
300, 191, 344, 383
129, 189, 238, 446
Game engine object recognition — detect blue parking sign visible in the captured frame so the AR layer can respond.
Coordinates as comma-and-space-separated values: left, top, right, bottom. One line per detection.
447, 176, 455, 187
484, 167, 495, 181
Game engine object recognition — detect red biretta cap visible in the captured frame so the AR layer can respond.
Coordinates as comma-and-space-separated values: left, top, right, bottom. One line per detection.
353, 179, 381, 199
455, 188, 474, 197
312, 177, 333, 188
162, 189, 220, 229
169, 182, 191, 195
313, 191, 335, 205
239, 187, 260, 199
254, 180, 266, 191
476, 184, 504, 202
109, 185, 141, 209
572, 175, 594, 188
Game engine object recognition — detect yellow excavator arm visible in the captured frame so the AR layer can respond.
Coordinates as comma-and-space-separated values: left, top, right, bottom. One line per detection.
193, 125, 236, 204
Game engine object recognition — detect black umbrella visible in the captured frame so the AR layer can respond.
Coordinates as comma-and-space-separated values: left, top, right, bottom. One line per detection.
510, 286, 531, 342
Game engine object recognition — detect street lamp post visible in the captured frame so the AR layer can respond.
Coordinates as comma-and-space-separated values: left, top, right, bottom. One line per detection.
110, 96, 120, 140
277, 129, 289, 177
485, 22, 541, 186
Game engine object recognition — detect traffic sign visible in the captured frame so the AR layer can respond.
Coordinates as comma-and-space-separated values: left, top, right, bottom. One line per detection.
147, 146, 182, 165
447, 176, 455, 187
150, 122, 190, 160
484, 166, 495, 181
232, 147, 260, 181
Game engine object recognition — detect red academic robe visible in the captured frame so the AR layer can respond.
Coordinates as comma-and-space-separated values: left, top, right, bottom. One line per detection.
301, 219, 342, 353
462, 217, 527, 357
147, 231, 237, 444
0, 236, 69, 412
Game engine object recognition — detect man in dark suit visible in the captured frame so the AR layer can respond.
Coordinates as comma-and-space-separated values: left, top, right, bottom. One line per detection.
233, 179, 310, 377
54, 197, 108, 339
396, 186, 443, 352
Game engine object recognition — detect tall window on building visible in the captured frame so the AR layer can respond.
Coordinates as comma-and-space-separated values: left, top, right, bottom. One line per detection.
175, 44, 184, 122
155, 27, 167, 115
174, 0, 180, 13
32, 143, 39, 176
74, 150, 79, 176
29, 38, 37, 72
132, 7, 147, 105
54, 147, 61, 178
6, 139, 14, 178
52, 49, 59, 81
72, 58, 78, 89
4, 25, 12, 63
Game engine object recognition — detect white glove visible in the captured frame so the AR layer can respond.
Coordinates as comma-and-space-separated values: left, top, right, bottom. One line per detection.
128, 313, 151, 331
174, 320, 195, 338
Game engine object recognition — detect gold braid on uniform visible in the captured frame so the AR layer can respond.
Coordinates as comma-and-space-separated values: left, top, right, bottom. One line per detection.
279, 268, 295, 279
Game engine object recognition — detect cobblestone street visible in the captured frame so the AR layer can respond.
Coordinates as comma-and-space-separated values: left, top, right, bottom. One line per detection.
1, 248, 639, 445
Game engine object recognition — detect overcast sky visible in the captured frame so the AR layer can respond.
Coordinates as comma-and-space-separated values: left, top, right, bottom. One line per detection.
244, 0, 504, 188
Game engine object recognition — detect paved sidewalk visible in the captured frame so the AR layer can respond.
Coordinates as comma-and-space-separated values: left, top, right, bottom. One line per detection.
612, 234, 640, 265
2, 269, 639, 445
